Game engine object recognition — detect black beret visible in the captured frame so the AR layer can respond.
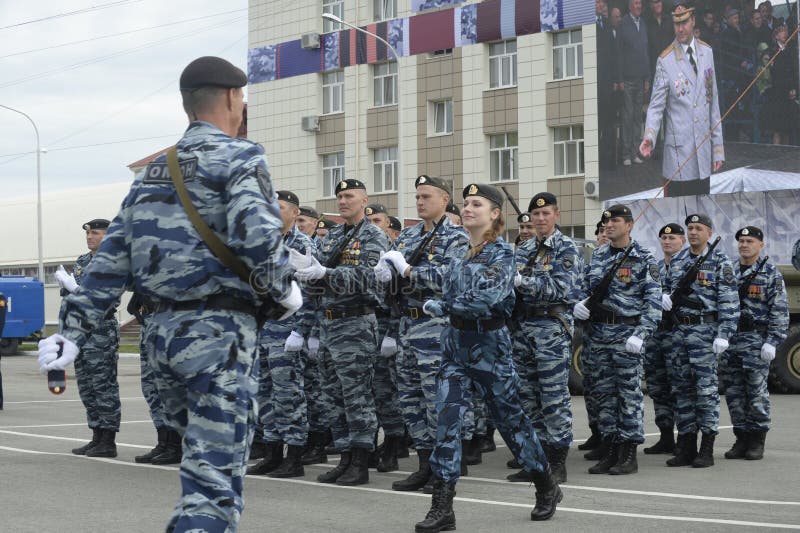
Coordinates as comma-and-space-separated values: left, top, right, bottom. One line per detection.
335, 178, 366, 195
528, 192, 557, 212
365, 203, 388, 216
415, 174, 451, 195
317, 219, 336, 230
389, 216, 402, 231
179, 56, 247, 91
736, 226, 764, 241
672, 1, 695, 22
277, 190, 300, 207
602, 204, 633, 221
659, 223, 685, 237
463, 183, 504, 208
685, 213, 713, 229
517, 213, 532, 223
446, 202, 460, 217
83, 219, 110, 231
298, 206, 319, 219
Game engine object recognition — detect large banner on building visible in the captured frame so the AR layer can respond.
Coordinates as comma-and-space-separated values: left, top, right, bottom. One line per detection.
596, 0, 800, 200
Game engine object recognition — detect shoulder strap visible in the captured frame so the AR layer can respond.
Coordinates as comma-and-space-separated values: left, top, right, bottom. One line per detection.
166, 147, 252, 284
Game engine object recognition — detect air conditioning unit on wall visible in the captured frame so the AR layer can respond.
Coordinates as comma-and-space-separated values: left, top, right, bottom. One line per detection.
584, 178, 600, 200
301, 116, 320, 132
301, 32, 320, 50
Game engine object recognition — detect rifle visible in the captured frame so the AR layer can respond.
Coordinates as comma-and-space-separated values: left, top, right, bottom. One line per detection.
501, 186, 523, 216
307, 218, 365, 293
669, 236, 721, 318
584, 242, 635, 319
738, 255, 768, 330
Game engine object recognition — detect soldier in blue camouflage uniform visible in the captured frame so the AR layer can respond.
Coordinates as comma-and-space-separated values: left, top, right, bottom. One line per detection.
720, 226, 789, 461
642, 223, 686, 456
248, 190, 318, 478
382, 184, 562, 532
508, 192, 581, 484
573, 204, 662, 476
53, 219, 122, 458
295, 205, 319, 239
662, 213, 739, 468
290, 178, 389, 487
38, 56, 301, 533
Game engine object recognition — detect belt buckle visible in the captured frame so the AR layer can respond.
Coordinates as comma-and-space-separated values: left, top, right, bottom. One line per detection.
325, 309, 333, 320
682, 316, 691, 325
410, 307, 419, 320
605, 315, 614, 325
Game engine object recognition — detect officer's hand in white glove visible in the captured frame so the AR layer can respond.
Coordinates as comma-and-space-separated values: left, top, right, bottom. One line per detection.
383, 250, 410, 278
625, 335, 644, 354
661, 294, 673, 312
514, 272, 523, 288
760, 343, 776, 362
277, 281, 303, 320
294, 254, 326, 282
573, 299, 590, 321
712, 337, 729, 355
37, 334, 79, 374
422, 299, 444, 317
288, 248, 313, 271
380, 336, 398, 356
284, 331, 304, 352
374, 252, 392, 283
307, 337, 320, 357
54, 265, 78, 293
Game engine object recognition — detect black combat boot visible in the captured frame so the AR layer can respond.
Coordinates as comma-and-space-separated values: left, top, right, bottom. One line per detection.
396, 430, 410, 459
317, 451, 351, 483
549, 445, 569, 483
368, 433, 380, 468
724, 429, 749, 459
86, 429, 118, 458
268, 444, 305, 478
643, 426, 675, 455
507, 468, 535, 482
424, 462, 466, 494
72, 428, 101, 455
337, 447, 370, 486
477, 427, 496, 453
377, 435, 402, 473
578, 423, 601, 451
530, 466, 563, 521
692, 433, 715, 468
506, 456, 521, 469
745, 431, 766, 461
249, 441, 268, 461
324, 429, 338, 456
608, 441, 638, 475
135, 427, 169, 463
247, 440, 284, 475
151, 429, 183, 465
394, 449, 433, 491
414, 479, 456, 533
588, 439, 618, 474
301, 432, 328, 465
666, 432, 697, 467
462, 438, 482, 466
583, 436, 608, 461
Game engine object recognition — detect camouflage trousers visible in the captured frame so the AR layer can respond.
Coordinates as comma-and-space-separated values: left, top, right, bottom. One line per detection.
318, 313, 379, 451
580, 332, 600, 426
256, 321, 308, 446
139, 314, 167, 429
644, 329, 676, 430
666, 323, 720, 436
719, 332, 771, 432
430, 326, 548, 485
148, 308, 258, 533
588, 323, 645, 444
512, 318, 573, 447
75, 319, 121, 431
374, 317, 405, 437
304, 349, 329, 433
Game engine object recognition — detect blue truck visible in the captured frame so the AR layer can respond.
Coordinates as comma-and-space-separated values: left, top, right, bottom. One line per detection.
0, 276, 45, 356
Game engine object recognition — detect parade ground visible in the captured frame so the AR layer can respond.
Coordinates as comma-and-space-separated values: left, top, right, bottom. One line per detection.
1, 353, 798, 532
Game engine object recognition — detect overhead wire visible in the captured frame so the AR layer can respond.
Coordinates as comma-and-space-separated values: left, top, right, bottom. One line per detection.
0, 0, 143, 30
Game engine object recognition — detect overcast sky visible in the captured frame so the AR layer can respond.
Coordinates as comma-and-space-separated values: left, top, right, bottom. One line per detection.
0, 0, 249, 198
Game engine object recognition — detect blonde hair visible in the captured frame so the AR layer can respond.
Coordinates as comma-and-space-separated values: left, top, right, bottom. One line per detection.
465, 208, 505, 259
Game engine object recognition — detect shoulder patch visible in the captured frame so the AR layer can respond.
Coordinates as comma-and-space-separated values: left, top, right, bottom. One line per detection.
143, 157, 197, 184
255, 166, 274, 201
562, 254, 576, 271
723, 265, 734, 285
649, 263, 660, 281
660, 43, 675, 59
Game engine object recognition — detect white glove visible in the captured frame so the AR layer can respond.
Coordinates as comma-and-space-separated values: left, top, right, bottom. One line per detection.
277, 281, 303, 320
514, 272, 523, 288
307, 337, 320, 356
422, 299, 444, 317
380, 336, 398, 356
573, 299, 590, 321
284, 331, 304, 352
625, 335, 644, 354
289, 248, 314, 271
374, 252, 393, 283
661, 294, 673, 312
294, 255, 326, 282
54, 265, 78, 293
760, 343, 776, 362
383, 250, 410, 277
712, 337, 729, 355
37, 334, 79, 374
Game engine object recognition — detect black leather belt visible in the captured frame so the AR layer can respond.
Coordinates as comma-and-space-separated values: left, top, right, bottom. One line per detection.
155, 294, 258, 317
323, 307, 374, 320
518, 304, 568, 320
450, 315, 506, 331
403, 306, 425, 319
374, 308, 391, 320
675, 312, 718, 326
737, 322, 768, 334
590, 310, 640, 326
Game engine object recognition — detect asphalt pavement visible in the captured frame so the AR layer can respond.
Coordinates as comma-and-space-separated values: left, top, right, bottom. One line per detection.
1, 353, 798, 532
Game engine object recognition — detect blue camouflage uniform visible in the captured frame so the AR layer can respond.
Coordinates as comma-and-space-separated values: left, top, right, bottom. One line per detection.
575, 242, 661, 445
666, 246, 739, 436
374, 302, 405, 440
428, 238, 549, 484
138, 310, 167, 430
720, 260, 788, 433
513, 228, 582, 448
59, 121, 294, 532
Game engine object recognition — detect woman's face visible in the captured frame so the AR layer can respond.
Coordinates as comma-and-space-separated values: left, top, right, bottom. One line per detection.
461, 196, 498, 232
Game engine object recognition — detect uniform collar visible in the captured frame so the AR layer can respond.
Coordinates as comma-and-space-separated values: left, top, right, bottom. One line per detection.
680, 37, 697, 56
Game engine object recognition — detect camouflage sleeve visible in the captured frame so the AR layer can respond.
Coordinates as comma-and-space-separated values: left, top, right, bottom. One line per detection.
518, 241, 583, 303
570, 251, 593, 302
634, 252, 663, 340
410, 231, 469, 294
324, 227, 390, 302
766, 268, 790, 347
226, 145, 292, 302
447, 244, 515, 317
715, 255, 740, 340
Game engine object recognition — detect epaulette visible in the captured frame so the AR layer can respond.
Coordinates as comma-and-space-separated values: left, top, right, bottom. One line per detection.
659, 43, 675, 59
696, 38, 710, 49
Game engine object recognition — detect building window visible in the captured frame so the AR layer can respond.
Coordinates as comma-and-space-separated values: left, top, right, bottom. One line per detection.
430, 99, 453, 135
552, 29, 583, 80
489, 39, 517, 89
373, 61, 397, 107
553, 125, 585, 176
322, 70, 344, 114
374, 0, 396, 21
323, 0, 344, 33
373, 146, 398, 192
489, 132, 518, 182
430, 48, 453, 57
323, 152, 345, 197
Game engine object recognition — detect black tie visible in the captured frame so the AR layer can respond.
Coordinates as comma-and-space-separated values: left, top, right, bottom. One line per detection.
687, 46, 698, 75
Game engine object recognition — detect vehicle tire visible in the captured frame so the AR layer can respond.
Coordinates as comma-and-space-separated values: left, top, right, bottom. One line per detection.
769, 324, 800, 394
0, 338, 20, 356
569, 326, 585, 395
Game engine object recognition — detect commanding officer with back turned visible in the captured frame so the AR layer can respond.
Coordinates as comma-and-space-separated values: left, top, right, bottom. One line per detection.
37, 56, 301, 533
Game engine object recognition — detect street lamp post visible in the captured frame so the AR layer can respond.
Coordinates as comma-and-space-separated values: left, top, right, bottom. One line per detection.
0, 104, 44, 282
322, 13, 406, 222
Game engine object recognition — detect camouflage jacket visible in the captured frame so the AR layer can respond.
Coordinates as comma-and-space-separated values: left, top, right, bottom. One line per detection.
735, 259, 789, 347
514, 228, 583, 307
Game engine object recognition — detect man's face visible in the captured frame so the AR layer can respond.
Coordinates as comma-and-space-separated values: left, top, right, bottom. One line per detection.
752, 11, 763, 28
759, 1, 772, 18
295, 215, 317, 236
704, 12, 714, 27
675, 15, 695, 44
367, 213, 390, 233
651, 0, 662, 17
728, 13, 740, 29
531, 206, 559, 239
415, 185, 448, 221
444, 212, 461, 226
86, 229, 106, 253
278, 200, 297, 231
596, 0, 607, 16
611, 7, 622, 27
604, 216, 632, 241
686, 222, 712, 248
337, 189, 368, 220
596, 231, 609, 246
317, 227, 329, 239
738, 236, 765, 262
518, 221, 536, 242
629, 0, 642, 18
660, 234, 685, 256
